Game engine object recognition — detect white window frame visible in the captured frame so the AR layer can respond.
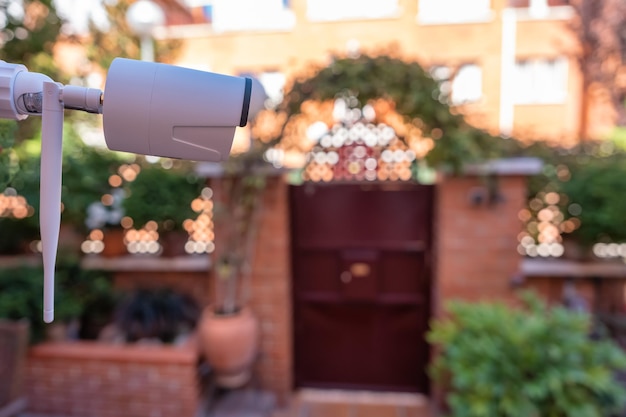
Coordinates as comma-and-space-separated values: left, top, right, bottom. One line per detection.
258, 71, 286, 109
307, 0, 400, 22
512, 57, 568, 105
417, 0, 493, 25
451, 64, 483, 105
184, 0, 213, 6
212, 0, 295, 33
430, 64, 483, 105
510, 0, 575, 21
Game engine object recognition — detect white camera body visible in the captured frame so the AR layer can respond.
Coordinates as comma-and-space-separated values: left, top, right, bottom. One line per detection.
103, 58, 252, 161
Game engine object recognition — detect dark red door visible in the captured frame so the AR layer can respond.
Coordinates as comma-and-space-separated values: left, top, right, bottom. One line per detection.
291, 183, 434, 393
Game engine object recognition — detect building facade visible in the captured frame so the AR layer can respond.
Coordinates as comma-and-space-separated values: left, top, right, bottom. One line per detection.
157, 0, 611, 145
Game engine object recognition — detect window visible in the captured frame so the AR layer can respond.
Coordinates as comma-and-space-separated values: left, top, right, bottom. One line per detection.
239, 71, 286, 109
307, 0, 399, 22
183, 0, 213, 22
211, 0, 295, 32
513, 58, 568, 104
418, 0, 492, 24
430, 64, 483, 105
451, 64, 483, 104
508, 0, 570, 7
258, 72, 287, 109
507, 0, 573, 19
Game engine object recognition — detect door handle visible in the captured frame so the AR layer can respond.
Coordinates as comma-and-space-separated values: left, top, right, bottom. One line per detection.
340, 271, 352, 283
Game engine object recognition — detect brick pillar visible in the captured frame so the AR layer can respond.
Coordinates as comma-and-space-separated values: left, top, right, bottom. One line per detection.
434, 174, 528, 315
248, 177, 292, 404
209, 175, 292, 404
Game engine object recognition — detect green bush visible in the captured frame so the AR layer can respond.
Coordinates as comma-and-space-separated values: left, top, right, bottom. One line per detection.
559, 154, 626, 246
0, 261, 116, 343
122, 163, 203, 231
428, 293, 626, 417
513, 140, 626, 249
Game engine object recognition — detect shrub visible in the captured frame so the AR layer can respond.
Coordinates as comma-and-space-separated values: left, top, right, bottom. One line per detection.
114, 288, 200, 344
428, 293, 626, 417
517, 141, 626, 249
559, 154, 626, 246
122, 163, 203, 232
0, 261, 115, 343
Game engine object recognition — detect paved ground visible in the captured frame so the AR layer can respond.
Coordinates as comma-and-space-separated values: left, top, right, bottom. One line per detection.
202, 390, 276, 417
273, 389, 433, 417
200, 388, 432, 417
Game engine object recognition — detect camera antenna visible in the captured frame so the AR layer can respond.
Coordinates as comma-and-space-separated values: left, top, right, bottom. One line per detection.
0, 61, 103, 322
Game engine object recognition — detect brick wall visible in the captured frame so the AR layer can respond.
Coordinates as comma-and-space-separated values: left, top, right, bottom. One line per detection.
434, 174, 528, 313
247, 177, 293, 405
25, 342, 199, 417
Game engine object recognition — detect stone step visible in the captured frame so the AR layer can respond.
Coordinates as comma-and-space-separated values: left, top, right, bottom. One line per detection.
275, 389, 432, 417
208, 390, 276, 417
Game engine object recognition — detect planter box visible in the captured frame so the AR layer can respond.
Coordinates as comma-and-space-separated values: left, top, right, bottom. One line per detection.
25, 341, 199, 417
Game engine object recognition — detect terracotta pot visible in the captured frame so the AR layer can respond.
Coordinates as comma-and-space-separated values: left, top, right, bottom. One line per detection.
561, 236, 592, 261
101, 228, 127, 258
198, 307, 259, 388
160, 231, 189, 257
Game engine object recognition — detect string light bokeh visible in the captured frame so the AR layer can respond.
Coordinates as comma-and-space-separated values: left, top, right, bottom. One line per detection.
277, 98, 434, 183
80, 157, 216, 256
0, 187, 34, 219
183, 187, 215, 255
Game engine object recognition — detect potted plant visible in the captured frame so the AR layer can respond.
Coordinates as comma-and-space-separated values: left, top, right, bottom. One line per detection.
122, 160, 204, 256
198, 149, 268, 388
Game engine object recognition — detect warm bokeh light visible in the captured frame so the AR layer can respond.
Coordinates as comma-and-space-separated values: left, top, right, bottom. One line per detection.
119, 164, 140, 182
518, 190, 571, 258
184, 187, 215, 255
124, 227, 161, 255
0, 188, 35, 219
120, 216, 134, 229
101, 194, 114, 206
81, 228, 108, 255
301, 119, 417, 182
108, 174, 123, 188
145, 220, 158, 232
89, 229, 104, 241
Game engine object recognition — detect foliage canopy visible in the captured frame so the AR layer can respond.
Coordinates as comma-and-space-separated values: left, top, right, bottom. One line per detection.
280, 53, 502, 171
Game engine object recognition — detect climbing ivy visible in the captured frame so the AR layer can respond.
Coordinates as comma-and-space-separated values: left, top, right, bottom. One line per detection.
278, 53, 501, 171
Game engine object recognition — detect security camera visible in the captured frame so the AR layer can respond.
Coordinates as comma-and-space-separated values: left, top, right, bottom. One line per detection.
0, 58, 262, 322
103, 58, 252, 161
